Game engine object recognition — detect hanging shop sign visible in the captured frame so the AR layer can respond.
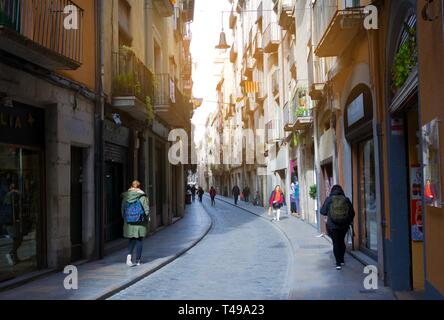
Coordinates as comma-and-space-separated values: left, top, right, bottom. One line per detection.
347, 93, 365, 126
410, 165, 423, 241
422, 118, 442, 208
0, 102, 44, 146
104, 119, 130, 147
344, 84, 373, 142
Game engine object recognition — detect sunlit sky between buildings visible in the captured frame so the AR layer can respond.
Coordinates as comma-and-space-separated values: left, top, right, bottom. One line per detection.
190, 0, 232, 145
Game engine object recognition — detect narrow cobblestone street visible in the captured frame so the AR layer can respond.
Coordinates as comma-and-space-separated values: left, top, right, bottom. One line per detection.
110, 197, 292, 300
110, 196, 396, 300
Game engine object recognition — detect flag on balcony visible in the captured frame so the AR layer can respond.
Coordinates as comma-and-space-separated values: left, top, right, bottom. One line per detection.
243, 81, 259, 94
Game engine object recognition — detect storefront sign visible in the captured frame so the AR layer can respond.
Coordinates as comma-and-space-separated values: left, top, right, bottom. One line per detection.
104, 119, 130, 147
0, 102, 44, 146
347, 94, 365, 127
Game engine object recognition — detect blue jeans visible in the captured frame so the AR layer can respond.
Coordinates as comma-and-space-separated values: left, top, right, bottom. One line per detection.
128, 238, 143, 261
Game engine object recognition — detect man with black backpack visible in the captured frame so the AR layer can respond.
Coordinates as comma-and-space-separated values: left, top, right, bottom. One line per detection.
321, 185, 355, 270
122, 180, 150, 267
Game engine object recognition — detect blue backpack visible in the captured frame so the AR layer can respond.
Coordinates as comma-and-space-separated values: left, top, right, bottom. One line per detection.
124, 200, 145, 223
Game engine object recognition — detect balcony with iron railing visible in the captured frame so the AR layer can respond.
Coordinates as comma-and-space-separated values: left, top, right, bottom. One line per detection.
0, 0, 84, 70
182, 60, 192, 81
154, 74, 193, 129
182, 0, 195, 23
253, 31, 263, 59
313, 0, 367, 57
277, 0, 295, 30
266, 118, 283, 144
308, 49, 327, 100
263, 22, 280, 53
112, 48, 155, 120
284, 91, 313, 131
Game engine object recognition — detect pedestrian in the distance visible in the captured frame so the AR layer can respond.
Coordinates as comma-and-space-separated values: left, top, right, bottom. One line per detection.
197, 186, 204, 202
320, 185, 355, 270
290, 182, 297, 215
209, 186, 217, 207
122, 180, 150, 267
269, 185, 285, 222
191, 185, 196, 202
243, 186, 250, 203
232, 185, 240, 205
294, 180, 300, 216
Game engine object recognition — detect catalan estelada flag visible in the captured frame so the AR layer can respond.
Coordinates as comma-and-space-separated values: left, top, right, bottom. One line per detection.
243, 81, 259, 94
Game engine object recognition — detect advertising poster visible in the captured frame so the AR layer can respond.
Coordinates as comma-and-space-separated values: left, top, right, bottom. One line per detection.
410, 166, 423, 241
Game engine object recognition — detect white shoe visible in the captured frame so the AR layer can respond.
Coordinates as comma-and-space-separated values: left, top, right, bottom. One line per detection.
126, 255, 133, 267
136, 261, 142, 266
336, 266, 342, 270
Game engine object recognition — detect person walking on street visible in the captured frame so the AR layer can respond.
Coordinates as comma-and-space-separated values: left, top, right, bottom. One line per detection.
209, 186, 217, 207
197, 186, 204, 202
122, 180, 150, 267
290, 182, 297, 215
294, 180, 301, 217
243, 186, 250, 203
191, 185, 196, 202
232, 185, 240, 205
320, 185, 355, 270
269, 185, 285, 222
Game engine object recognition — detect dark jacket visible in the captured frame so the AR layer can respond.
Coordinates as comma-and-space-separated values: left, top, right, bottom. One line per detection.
320, 187, 355, 230
232, 186, 240, 196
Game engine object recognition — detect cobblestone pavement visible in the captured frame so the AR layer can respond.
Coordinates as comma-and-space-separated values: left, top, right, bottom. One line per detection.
110, 196, 292, 300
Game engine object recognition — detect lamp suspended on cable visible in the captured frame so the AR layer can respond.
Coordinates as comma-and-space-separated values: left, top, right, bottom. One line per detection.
215, 12, 230, 50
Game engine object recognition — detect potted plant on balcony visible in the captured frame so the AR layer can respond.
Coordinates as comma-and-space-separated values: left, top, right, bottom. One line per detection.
309, 185, 317, 201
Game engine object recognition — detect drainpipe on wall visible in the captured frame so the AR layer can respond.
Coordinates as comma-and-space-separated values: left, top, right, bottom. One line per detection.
94, 0, 105, 260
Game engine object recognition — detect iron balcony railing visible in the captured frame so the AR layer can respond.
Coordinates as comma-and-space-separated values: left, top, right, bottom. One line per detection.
154, 73, 174, 106
0, 0, 84, 65
312, 0, 363, 48
262, 22, 280, 53
112, 49, 154, 103
312, 0, 338, 47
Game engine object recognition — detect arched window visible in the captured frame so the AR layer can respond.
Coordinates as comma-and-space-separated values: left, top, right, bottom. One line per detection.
391, 14, 418, 93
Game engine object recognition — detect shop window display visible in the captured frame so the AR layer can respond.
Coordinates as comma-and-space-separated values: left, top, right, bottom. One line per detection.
0, 145, 42, 281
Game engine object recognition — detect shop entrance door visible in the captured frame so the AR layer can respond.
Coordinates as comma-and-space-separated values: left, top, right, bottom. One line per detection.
104, 162, 124, 242
357, 138, 378, 260
406, 106, 425, 291
70, 147, 83, 262
155, 146, 164, 227
320, 162, 333, 234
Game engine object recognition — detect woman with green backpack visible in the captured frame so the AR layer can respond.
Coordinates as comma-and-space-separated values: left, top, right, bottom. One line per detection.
320, 185, 355, 270
121, 180, 150, 267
